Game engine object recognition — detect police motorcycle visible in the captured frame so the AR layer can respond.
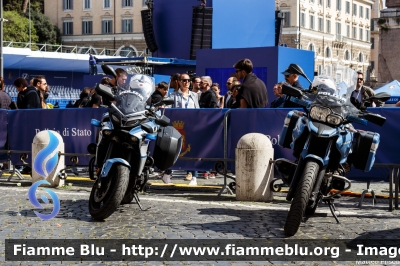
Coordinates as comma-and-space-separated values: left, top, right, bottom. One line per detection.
87, 65, 182, 220
276, 64, 390, 236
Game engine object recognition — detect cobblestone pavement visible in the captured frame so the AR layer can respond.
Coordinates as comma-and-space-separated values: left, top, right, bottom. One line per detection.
1, 172, 400, 266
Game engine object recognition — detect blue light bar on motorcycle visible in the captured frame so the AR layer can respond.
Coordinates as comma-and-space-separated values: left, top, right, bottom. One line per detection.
91, 119, 101, 127
347, 115, 368, 125
145, 134, 157, 141
290, 97, 310, 108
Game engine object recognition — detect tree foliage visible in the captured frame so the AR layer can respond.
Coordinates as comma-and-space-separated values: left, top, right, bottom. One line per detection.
3, 0, 43, 13
23, 9, 61, 44
3, 10, 39, 44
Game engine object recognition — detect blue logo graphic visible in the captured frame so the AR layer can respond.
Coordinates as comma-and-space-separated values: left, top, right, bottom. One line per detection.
28, 180, 60, 220
34, 130, 59, 177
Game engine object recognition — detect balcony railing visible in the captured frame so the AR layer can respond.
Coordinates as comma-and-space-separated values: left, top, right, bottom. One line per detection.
334, 35, 347, 43
2, 41, 147, 57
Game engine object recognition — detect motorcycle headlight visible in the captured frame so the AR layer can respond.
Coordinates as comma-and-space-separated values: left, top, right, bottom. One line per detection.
326, 114, 343, 126
310, 106, 331, 122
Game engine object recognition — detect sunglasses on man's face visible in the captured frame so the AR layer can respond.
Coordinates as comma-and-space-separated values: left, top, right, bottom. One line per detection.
226, 82, 232, 85
357, 78, 363, 81
180, 79, 191, 82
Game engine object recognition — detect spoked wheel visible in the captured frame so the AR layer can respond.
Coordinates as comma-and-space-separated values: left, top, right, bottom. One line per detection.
89, 164, 129, 220
284, 160, 319, 236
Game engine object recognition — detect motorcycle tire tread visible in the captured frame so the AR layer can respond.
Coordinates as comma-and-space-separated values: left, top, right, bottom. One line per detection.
284, 160, 319, 236
89, 164, 130, 220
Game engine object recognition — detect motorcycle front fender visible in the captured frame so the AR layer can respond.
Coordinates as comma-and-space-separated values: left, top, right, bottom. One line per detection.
100, 158, 131, 178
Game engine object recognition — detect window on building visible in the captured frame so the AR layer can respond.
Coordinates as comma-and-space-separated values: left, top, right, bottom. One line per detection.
102, 20, 112, 34
359, 53, 363, 62
366, 8, 370, 19
359, 6, 363, 18
84, 0, 91, 9
359, 28, 363, 40
122, 0, 133, 7
326, 47, 331, 58
336, 22, 341, 35
327, 0, 331, 8
104, 0, 110, 8
318, 17, 323, 31
366, 30, 370, 42
122, 19, 133, 33
353, 3, 357, 16
310, 15, 315, 29
63, 0, 73, 10
82, 21, 92, 34
301, 13, 306, 27
318, 65, 322, 75
353, 26, 357, 39
319, 0, 323, 5
63, 21, 73, 35
345, 50, 350, 60
326, 19, 331, 33
346, 24, 350, 37
371, 37, 375, 49
336, 0, 341, 11
283, 12, 291, 27
345, 1, 350, 13
309, 43, 315, 51
371, 19, 375, 31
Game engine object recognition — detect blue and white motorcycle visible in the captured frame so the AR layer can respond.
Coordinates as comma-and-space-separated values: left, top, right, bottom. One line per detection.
87, 65, 182, 220
276, 64, 390, 236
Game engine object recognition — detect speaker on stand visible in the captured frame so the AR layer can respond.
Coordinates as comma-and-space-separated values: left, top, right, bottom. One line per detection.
190, 6, 213, 60
141, 6, 158, 53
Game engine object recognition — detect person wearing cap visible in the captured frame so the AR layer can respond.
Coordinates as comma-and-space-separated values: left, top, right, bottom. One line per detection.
233, 58, 268, 108
282, 64, 303, 90
281, 63, 304, 108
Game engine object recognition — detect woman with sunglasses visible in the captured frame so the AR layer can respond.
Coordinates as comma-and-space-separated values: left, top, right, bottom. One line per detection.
165, 73, 200, 185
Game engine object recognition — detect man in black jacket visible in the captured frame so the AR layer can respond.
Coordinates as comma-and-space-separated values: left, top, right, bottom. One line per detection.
147, 81, 169, 106
14, 77, 41, 109
199, 76, 218, 108
233, 58, 268, 108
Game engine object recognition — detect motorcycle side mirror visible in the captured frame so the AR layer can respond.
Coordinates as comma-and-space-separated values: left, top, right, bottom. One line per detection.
95, 83, 115, 101
101, 65, 117, 78
282, 83, 303, 98
161, 97, 174, 106
367, 92, 391, 103
288, 64, 313, 85
361, 112, 386, 127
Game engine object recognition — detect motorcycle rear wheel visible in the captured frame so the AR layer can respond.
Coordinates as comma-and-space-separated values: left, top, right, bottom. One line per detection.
89, 164, 129, 220
284, 160, 319, 236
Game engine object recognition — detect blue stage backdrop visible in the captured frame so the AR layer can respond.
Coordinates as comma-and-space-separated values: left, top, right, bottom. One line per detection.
212, 0, 275, 49
4, 108, 399, 181
196, 47, 314, 105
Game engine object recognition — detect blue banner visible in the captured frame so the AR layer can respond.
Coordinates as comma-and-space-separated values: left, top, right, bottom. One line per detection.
7, 108, 104, 165
4, 108, 400, 178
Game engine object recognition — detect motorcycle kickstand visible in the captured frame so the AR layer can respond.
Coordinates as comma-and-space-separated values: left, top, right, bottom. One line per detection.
133, 192, 151, 211
326, 200, 340, 224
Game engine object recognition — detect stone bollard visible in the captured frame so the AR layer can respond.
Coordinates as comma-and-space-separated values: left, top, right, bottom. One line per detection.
235, 133, 274, 202
32, 130, 65, 187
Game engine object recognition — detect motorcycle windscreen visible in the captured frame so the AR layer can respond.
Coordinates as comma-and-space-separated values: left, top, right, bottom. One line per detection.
114, 92, 146, 115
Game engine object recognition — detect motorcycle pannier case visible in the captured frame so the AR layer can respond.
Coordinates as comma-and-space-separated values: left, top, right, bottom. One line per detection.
153, 126, 182, 171
349, 131, 380, 172
279, 110, 300, 149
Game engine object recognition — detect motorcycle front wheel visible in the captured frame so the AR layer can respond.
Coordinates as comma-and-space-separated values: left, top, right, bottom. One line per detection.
89, 164, 129, 220
284, 159, 319, 236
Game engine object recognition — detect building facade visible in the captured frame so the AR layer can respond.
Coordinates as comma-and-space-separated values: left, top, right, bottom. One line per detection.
44, 0, 148, 56
375, 0, 400, 83
277, 0, 374, 81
